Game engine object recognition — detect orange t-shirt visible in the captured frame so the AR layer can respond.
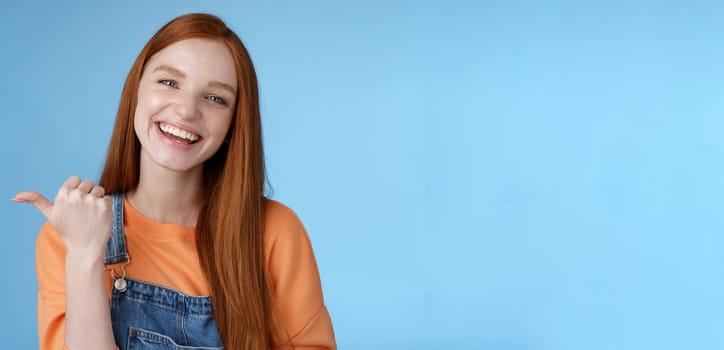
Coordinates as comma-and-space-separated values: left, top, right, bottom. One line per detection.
36, 198, 336, 349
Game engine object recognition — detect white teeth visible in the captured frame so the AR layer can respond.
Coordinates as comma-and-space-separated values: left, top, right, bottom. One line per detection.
159, 123, 200, 142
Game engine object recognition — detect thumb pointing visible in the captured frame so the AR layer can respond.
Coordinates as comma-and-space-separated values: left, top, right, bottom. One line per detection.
13, 191, 53, 220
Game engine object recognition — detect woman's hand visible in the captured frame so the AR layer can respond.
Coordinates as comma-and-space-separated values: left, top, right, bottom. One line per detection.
22, 176, 118, 349
14, 176, 112, 262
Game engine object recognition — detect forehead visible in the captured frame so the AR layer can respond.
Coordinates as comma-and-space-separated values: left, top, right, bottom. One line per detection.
144, 38, 237, 88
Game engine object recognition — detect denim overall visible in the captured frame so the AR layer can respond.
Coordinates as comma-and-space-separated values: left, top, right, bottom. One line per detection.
104, 193, 224, 350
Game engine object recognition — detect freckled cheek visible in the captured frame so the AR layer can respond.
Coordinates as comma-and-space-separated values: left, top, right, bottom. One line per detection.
137, 91, 171, 118
210, 113, 234, 140
133, 90, 168, 139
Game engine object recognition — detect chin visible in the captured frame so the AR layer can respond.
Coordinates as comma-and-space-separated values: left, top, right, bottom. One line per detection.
151, 155, 204, 173
162, 163, 200, 172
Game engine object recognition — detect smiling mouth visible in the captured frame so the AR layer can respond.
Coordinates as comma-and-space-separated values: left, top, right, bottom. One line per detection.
157, 122, 201, 144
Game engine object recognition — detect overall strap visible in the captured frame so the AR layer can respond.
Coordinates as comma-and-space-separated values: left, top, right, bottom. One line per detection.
104, 192, 129, 265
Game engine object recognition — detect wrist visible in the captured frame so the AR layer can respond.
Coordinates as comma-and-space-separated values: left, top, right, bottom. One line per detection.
65, 250, 105, 270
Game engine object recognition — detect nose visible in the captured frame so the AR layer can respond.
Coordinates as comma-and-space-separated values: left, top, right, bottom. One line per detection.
173, 90, 200, 120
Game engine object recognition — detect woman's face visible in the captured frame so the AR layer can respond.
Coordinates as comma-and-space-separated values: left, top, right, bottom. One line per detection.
134, 38, 237, 173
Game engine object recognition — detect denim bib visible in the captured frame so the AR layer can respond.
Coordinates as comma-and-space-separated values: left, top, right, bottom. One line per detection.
104, 193, 223, 350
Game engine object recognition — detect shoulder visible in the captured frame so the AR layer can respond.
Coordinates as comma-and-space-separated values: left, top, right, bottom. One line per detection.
262, 199, 315, 261
264, 198, 301, 222
263, 199, 305, 238
35, 221, 66, 292
262, 200, 332, 345
36, 221, 65, 257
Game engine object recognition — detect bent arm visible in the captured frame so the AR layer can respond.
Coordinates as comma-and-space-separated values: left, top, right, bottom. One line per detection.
37, 222, 116, 350
64, 254, 116, 350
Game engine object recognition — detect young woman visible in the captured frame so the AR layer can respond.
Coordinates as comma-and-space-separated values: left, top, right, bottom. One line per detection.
13, 13, 336, 350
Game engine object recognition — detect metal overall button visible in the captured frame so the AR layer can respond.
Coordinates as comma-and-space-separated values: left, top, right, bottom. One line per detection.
104, 255, 131, 293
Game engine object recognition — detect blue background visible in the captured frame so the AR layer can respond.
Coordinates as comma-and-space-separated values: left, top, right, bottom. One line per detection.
2, 1, 723, 349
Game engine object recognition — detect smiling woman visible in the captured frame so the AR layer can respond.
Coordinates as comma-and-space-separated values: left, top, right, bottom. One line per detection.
134, 39, 236, 172
13, 13, 336, 350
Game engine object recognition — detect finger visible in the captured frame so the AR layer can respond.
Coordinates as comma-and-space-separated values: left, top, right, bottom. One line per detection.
89, 186, 106, 198
62, 176, 82, 191
76, 180, 95, 194
12, 191, 53, 219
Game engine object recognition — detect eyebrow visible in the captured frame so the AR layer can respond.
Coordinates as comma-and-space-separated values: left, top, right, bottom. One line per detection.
153, 65, 237, 95
153, 65, 186, 78
209, 81, 237, 95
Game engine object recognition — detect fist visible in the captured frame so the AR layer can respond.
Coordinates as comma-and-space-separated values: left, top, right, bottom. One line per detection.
14, 176, 113, 260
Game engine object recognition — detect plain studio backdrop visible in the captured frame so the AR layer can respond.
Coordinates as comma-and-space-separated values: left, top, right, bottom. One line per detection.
2, 1, 724, 349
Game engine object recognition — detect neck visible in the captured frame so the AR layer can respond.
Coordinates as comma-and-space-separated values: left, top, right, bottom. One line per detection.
127, 154, 204, 227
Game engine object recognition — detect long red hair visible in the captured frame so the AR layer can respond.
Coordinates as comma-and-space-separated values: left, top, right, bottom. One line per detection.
99, 13, 281, 349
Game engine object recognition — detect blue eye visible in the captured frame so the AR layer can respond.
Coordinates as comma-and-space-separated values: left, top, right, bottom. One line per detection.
158, 79, 177, 88
207, 95, 227, 105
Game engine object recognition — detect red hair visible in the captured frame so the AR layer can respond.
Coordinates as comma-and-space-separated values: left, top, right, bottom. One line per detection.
99, 13, 282, 349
